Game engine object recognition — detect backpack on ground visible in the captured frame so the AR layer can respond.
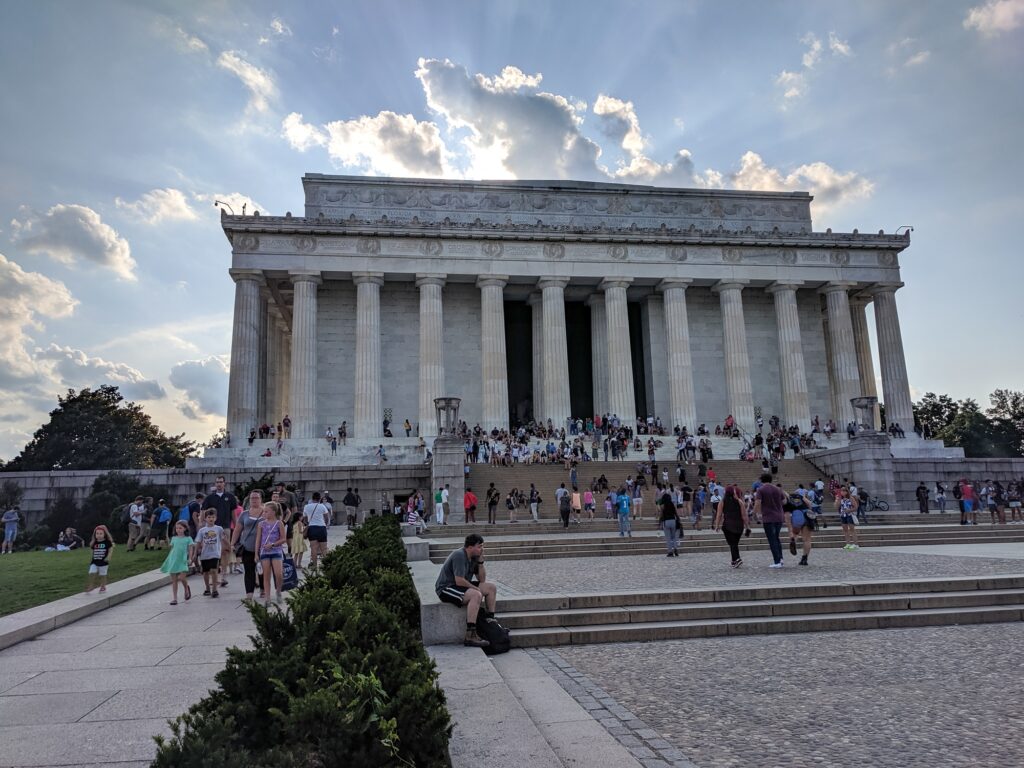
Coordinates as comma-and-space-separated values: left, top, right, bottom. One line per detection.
477, 612, 511, 655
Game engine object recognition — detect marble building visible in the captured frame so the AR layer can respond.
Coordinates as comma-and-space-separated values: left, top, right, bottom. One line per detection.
220, 174, 916, 444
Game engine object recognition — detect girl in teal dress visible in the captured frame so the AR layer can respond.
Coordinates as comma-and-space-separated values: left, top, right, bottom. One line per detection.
161, 521, 194, 605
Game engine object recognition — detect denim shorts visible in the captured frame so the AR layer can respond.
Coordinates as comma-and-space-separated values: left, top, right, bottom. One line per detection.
260, 552, 283, 561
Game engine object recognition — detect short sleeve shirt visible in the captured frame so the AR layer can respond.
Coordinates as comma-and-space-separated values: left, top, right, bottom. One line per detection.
756, 484, 787, 524
435, 548, 478, 592
194, 525, 225, 560
202, 491, 238, 529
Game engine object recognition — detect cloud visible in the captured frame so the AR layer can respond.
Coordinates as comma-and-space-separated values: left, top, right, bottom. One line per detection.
801, 33, 823, 68
904, 50, 931, 66
216, 51, 277, 114
115, 188, 199, 225
34, 344, 166, 401
270, 17, 292, 37
10, 204, 137, 280
964, 0, 1024, 34
887, 37, 932, 74
828, 32, 852, 57
776, 31, 852, 105
169, 356, 229, 420
775, 70, 807, 101
192, 191, 267, 216
154, 18, 209, 57
728, 151, 874, 215
282, 112, 328, 151
0, 253, 77, 389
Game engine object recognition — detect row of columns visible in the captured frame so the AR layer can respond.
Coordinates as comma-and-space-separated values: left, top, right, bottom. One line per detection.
226, 269, 916, 442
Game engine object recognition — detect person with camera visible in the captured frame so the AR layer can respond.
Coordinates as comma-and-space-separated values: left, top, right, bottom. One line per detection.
714, 485, 750, 568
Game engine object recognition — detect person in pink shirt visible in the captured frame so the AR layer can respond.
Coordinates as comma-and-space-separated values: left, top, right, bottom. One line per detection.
583, 488, 595, 521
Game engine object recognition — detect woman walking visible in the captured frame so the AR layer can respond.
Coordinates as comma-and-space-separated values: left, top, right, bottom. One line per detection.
787, 493, 815, 566
632, 484, 644, 521
256, 501, 286, 605
835, 488, 860, 550
714, 485, 749, 568
230, 490, 265, 602
658, 485, 682, 557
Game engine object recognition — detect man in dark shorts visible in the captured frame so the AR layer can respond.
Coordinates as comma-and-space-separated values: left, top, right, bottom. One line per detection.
435, 533, 497, 647
201, 476, 237, 588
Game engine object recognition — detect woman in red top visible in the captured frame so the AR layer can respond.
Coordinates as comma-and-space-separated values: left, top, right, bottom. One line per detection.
464, 487, 478, 524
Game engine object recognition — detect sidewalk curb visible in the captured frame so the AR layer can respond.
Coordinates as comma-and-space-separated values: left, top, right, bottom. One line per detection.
0, 568, 170, 651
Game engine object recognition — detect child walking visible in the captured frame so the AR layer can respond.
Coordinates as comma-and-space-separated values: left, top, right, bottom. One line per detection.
193, 509, 224, 598
290, 512, 308, 570
161, 520, 194, 605
85, 525, 114, 594
256, 501, 286, 605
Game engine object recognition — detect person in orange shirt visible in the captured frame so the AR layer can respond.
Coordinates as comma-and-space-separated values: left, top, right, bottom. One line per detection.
463, 487, 478, 524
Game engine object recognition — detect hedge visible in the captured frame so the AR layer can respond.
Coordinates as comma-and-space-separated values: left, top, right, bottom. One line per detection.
153, 515, 452, 767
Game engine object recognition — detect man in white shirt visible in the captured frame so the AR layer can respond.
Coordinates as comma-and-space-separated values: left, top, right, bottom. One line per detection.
441, 484, 451, 525
127, 495, 145, 551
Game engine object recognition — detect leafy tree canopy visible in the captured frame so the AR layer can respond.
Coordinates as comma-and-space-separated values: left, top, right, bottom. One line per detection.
3, 386, 197, 471
913, 389, 1024, 458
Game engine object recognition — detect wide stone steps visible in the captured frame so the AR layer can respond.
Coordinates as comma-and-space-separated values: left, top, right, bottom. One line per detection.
494, 576, 1024, 647
427, 525, 1024, 562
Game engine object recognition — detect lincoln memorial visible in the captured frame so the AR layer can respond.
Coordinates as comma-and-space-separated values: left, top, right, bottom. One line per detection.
219, 174, 915, 448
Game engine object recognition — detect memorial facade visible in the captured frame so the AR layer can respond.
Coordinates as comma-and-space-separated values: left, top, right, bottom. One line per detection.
221, 174, 915, 442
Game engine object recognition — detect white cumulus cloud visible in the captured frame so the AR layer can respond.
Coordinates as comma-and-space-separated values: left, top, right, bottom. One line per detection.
115, 188, 199, 225
10, 203, 137, 280
729, 151, 874, 215
801, 33, 823, 68
775, 70, 807, 102
34, 344, 166, 401
169, 356, 229, 420
192, 191, 268, 216
282, 112, 328, 151
964, 0, 1024, 34
828, 31, 852, 57
217, 51, 277, 114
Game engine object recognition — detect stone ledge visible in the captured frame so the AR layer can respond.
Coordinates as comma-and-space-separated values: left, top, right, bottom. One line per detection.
0, 568, 170, 651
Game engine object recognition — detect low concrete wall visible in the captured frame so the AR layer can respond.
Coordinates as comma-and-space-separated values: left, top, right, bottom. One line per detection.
0, 465, 431, 527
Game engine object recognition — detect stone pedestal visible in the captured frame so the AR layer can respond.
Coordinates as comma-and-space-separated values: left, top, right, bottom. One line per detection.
813, 432, 897, 503
431, 437, 466, 521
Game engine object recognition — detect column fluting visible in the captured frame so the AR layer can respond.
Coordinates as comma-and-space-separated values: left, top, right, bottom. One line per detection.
288, 270, 321, 439
658, 279, 698, 433
850, 297, 881, 429
766, 282, 812, 432
277, 317, 291, 427
586, 294, 607, 419
601, 278, 636, 426
478, 276, 510, 432
263, 305, 280, 427
226, 269, 263, 442
713, 280, 756, 434
528, 293, 545, 422
870, 283, 915, 433
539, 277, 571, 427
820, 282, 861, 429
353, 272, 384, 440
416, 274, 446, 437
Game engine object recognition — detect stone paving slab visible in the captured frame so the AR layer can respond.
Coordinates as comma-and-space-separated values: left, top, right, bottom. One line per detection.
0, 690, 116, 726
0, 718, 172, 767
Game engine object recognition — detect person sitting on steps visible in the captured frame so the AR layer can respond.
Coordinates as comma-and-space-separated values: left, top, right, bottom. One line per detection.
435, 533, 497, 648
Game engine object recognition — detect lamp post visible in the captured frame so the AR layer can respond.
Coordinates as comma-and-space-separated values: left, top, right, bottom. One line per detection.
433, 397, 461, 438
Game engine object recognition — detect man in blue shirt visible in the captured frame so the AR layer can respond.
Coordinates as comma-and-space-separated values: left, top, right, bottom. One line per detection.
616, 488, 632, 538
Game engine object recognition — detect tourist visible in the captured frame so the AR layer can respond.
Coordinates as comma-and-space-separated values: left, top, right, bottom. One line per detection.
631, 483, 644, 521
616, 487, 632, 538
282, 414, 291, 438
485, 483, 500, 524
84, 525, 114, 594
404, 418, 412, 437
194, 509, 224, 598
571, 486, 582, 525
583, 486, 595, 521
339, 421, 347, 445
230, 491, 264, 601
342, 487, 358, 529
714, 485, 750, 568
125, 496, 145, 551
160, 521, 194, 605
993, 481, 1007, 525
835, 488, 860, 550
1008, 481, 1022, 523
256, 501, 286, 605
442, 484, 451, 524
692, 484, 705, 530
464, 486, 478, 524
935, 481, 947, 514
303, 491, 331, 569
201, 476, 238, 589
433, 487, 445, 525
147, 499, 172, 551
961, 480, 978, 525
528, 484, 540, 522
916, 482, 930, 514
506, 488, 519, 523
754, 473, 787, 568
658, 485, 682, 557
786, 490, 814, 566
376, 444, 388, 465
435, 533, 496, 648
2, 504, 20, 554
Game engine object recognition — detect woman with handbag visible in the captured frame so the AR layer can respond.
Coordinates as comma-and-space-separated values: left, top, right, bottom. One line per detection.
229, 490, 265, 602
787, 491, 815, 566
714, 485, 750, 568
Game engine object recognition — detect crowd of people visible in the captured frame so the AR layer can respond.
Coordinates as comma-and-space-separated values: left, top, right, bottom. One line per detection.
916, 478, 1024, 524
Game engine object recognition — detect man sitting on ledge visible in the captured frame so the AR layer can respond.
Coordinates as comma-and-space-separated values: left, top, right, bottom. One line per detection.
435, 533, 496, 648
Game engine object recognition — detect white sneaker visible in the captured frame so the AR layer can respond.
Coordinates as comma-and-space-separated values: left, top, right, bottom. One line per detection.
768, 562, 784, 569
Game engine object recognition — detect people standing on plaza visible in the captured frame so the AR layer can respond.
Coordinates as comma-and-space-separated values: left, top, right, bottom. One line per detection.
434, 487, 445, 525
464, 486, 478, 524
1009, 481, 1022, 523
616, 487, 632, 538
486, 482, 500, 524
160, 521, 194, 605
961, 480, 978, 525
201, 476, 238, 589
230, 491, 264, 602
303, 491, 331, 570
935, 481, 947, 514
916, 482, 930, 514
754, 473, 786, 568
339, 421, 347, 445
84, 525, 114, 593
442, 484, 451, 524
256, 501, 286, 605
290, 512, 308, 569
714, 485, 750, 568
2, 505, 20, 554
125, 496, 145, 551
658, 484, 682, 557
194, 509, 224, 598
835, 487, 860, 550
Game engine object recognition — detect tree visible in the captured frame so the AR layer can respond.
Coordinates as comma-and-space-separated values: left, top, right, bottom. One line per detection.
986, 389, 1024, 455
3, 386, 197, 471
913, 392, 962, 434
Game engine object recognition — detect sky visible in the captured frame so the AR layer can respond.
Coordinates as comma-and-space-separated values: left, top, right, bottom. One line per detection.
0, 0, 1022, 460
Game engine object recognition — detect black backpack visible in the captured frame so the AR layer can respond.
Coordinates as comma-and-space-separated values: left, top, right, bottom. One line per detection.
477, 612, 511, 655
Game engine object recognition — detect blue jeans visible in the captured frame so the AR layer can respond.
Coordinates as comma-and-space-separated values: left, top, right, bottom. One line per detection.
764, 522, 783, 564
663, 519, 678, 552
618, 514, 631, 536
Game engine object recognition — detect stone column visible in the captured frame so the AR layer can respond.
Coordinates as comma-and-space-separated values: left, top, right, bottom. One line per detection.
601, 278, 636, 425
870, 283, 915, 433
277, 317, 291, 425
658, 279, 698, 433
353, 272, 384, 440
641, 294, 668, 421
712, 280, 755, 434
766, 281, 812, 431
478, 276, 510, 432
226, 269, 263, 442
528, 293, 545, 421
822, 313, 840, 423
288, 270, 321, 439
850, 297, 881, 429
586, 293, 607, 418
416, 274, 446, 438
263, 305, 280, 425
820, 282, 861, 428
539, 277, 571, 426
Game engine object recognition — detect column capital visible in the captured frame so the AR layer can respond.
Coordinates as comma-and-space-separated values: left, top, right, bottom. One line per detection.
289, 269, 322, 285
477, 274, 509, 289
712, 279, 749, 294
766, 280, 804, 295
527, 291, 544, 307
229, 268, 264, 283
849, 294, 874, 309
537, 276, 569, 291
352, 271, 385, 287
818, 280, 858, 295
599, 277, 633, 291
415, 273, 447, 288
657, 278, 693, 293
867, 281, 905, 296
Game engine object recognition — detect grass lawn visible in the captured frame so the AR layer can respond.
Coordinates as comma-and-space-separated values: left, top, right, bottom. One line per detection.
0, 547, 167, 617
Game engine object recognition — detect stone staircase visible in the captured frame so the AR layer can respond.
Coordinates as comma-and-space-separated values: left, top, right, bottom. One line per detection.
426, 523, 1024, 562
496, 575, 1024, 647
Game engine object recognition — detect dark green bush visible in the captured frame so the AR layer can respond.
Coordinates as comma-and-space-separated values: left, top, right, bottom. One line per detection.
152, 503, 449, 767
